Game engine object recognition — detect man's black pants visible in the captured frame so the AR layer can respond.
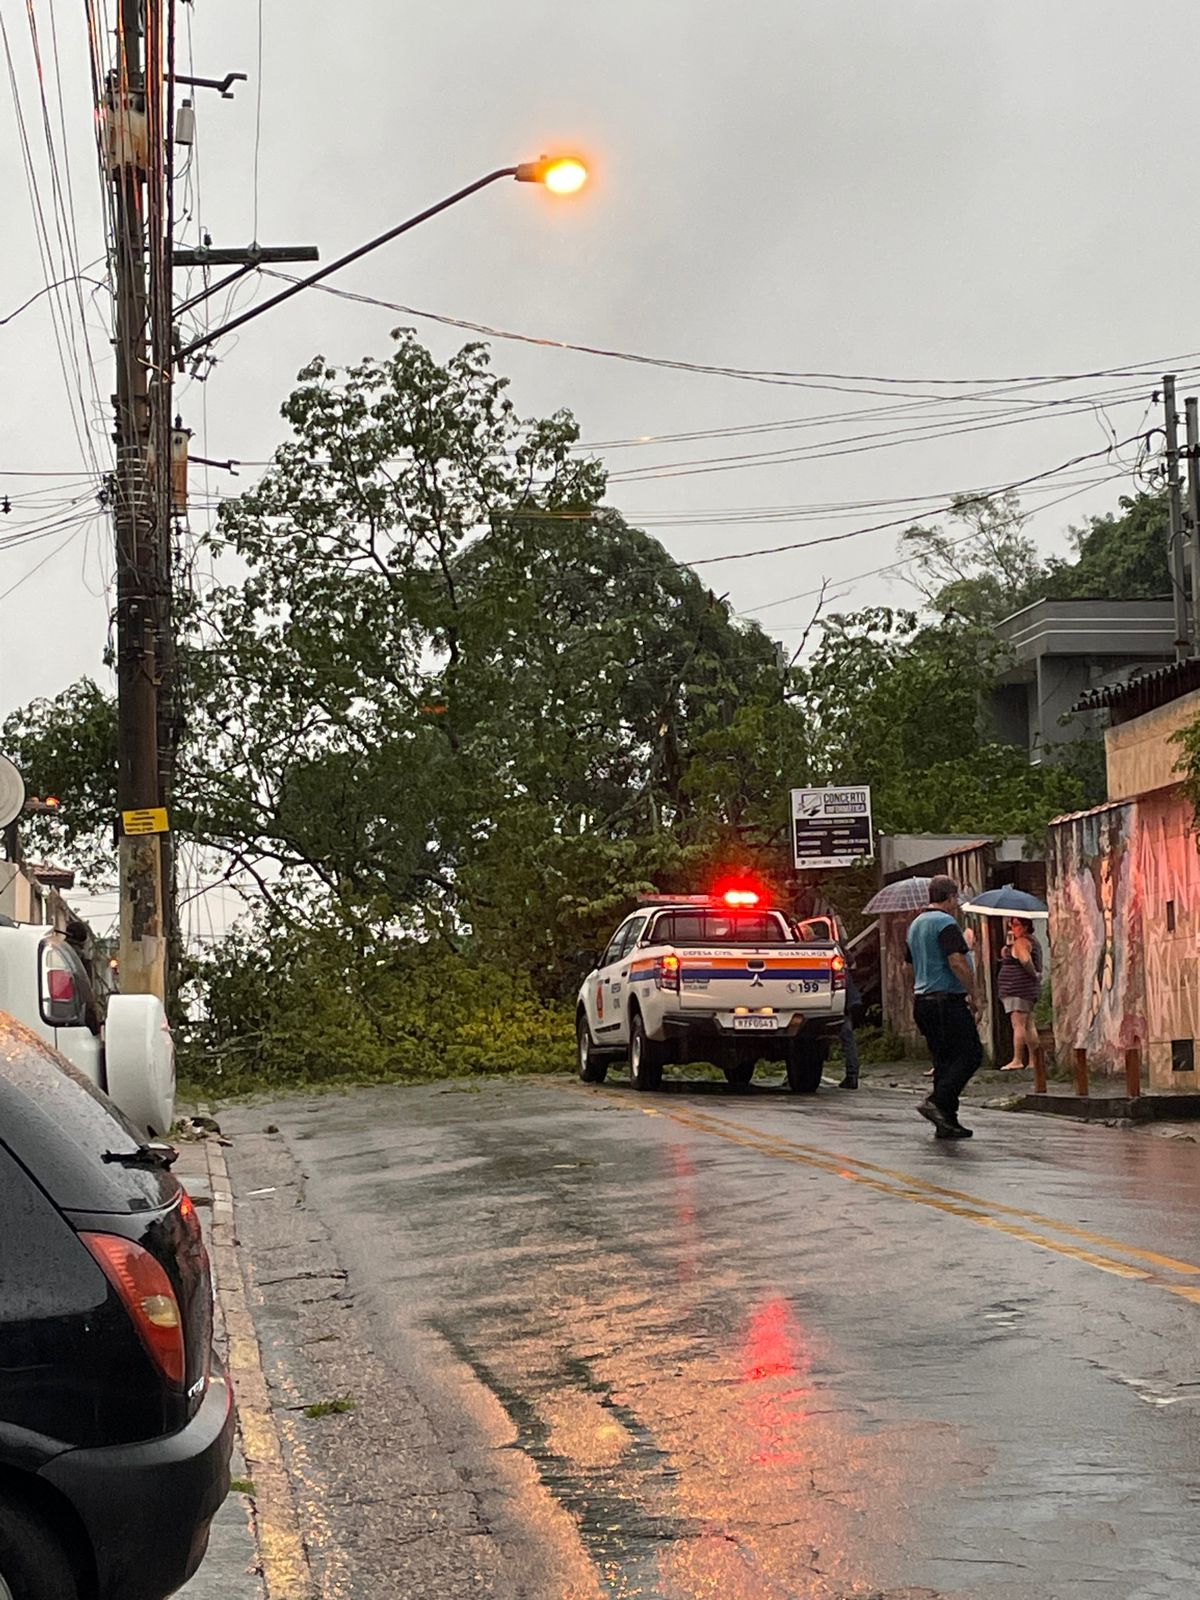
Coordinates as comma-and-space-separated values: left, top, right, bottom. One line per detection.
913, 993, 983, 1122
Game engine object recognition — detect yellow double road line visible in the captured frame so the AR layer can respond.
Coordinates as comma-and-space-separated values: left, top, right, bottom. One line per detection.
603, 1092, 1200, 1305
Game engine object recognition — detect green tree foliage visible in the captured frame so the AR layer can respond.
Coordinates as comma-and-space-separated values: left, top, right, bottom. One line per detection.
901, 488, 1170, 626
176, 333, 787, 990
181, 916, 574, 1094
900, 492, 1047, 627
1043, 490, 1169, 601
0, 679, 117, 885
789, 607, 1101, 841
3, 338, 1135, 1086
1169, 715, 1200, 834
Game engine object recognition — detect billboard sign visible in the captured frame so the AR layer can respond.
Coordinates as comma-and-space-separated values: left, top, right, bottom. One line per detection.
791, 786, 873, 871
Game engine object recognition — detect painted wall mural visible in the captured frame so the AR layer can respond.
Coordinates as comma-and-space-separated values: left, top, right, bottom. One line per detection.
1132, 791, 1200, 1083
1048, 801, 1146, 1076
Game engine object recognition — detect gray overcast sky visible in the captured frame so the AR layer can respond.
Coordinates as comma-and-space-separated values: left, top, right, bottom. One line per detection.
3, 0, 1199, 728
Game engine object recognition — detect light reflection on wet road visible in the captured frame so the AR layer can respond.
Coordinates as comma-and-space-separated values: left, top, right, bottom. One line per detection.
231, 1077, 1200, 1598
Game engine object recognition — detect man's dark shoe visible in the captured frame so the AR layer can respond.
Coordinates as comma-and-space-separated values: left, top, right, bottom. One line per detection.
837, 1078, 858, 1090
935, 1124, 974, 1140
917, 1098, 954, 1134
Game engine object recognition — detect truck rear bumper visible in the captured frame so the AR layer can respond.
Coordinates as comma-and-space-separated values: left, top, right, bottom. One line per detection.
660, 1012, 842, 1045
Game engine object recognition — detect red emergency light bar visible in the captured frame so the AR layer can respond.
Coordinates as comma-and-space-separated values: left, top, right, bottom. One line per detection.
637, 889, 764, 909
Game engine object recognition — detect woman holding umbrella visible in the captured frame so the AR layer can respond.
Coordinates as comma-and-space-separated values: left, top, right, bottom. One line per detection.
960, 887, 1048, 1073
997, 918, 1043, 1070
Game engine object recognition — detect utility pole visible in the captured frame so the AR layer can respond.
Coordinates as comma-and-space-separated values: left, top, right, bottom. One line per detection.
108, 0, 168, 1000
1185, 397, 1200, 659
1163, 376, 1190, 660
103, 13, 314, 1005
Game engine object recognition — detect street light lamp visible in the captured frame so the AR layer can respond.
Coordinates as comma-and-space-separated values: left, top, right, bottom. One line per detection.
515, 155, 589, 194
174, 154, 590, 362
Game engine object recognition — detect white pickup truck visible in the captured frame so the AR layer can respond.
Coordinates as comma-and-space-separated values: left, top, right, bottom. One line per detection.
576, 891, 847, 1092
0, 916, 176, 1135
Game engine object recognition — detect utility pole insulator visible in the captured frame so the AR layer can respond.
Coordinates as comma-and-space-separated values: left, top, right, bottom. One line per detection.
171, 244, 319, 267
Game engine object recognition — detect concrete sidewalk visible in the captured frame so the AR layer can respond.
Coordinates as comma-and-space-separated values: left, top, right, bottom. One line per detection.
845, 1056, 1200, 1122
171, 1135, 266, 1600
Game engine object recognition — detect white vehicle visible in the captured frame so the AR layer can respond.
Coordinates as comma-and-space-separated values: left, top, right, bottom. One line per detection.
576, 889, 847, 1092
0, 916, 175, 1135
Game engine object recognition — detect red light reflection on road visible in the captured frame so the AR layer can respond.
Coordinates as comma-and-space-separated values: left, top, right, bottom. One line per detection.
743, 1297, 799, 1382
740, 1296, 813, 1468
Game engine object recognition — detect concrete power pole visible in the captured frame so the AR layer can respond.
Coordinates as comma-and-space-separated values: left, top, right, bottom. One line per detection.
108, 0, 169, 1001
1163, 376, 1191, 661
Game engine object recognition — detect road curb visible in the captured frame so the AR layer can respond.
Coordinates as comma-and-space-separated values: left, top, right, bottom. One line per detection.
204, 1136, 313, 1600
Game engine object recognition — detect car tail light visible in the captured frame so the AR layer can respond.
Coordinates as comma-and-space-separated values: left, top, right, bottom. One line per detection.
81, 1232, 186, 1386
831, 952, 848, 991
656, 953, 681, 991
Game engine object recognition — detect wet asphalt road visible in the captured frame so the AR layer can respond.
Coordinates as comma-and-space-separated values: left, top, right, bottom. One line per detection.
224, 1075, 1200, 1599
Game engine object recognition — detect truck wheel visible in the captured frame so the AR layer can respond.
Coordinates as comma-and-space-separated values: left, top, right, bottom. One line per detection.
576, 1013, 608, 1083
0, 1494, 82, 1600
785, 1038, 828, 1094
723, 1061, 755, 1088
629, 1011, 664, 1092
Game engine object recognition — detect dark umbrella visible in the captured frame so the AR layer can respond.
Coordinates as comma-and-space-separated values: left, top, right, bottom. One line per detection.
862, 877, 933, 914
961, 886, 1048, 918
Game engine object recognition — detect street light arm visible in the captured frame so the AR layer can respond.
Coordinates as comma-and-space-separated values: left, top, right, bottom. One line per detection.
174, 166, 519, 362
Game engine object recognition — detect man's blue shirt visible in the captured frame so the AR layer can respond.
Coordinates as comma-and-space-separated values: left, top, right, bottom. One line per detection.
907, 909, 969, 995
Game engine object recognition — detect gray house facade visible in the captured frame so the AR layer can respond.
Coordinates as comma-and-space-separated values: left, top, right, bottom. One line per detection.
987, 598, 1178, 762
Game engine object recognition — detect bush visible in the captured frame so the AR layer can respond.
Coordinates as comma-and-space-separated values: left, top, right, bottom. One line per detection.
178, 922, 574, 1097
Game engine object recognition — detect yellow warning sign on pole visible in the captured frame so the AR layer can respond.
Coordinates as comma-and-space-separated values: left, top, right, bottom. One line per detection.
121, 807, 170, 836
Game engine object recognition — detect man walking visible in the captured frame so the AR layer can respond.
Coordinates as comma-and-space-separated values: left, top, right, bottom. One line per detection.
907, 876, 982, 1139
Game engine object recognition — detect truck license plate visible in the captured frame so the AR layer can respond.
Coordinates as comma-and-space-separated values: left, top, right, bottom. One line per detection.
733, 1016, 779, 1031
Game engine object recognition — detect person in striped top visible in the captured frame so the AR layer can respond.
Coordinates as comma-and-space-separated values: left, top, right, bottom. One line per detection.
998, 916, 1043, 1072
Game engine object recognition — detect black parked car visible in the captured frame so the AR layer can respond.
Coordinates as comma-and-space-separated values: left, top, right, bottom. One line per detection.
0, 1013, 233, 1600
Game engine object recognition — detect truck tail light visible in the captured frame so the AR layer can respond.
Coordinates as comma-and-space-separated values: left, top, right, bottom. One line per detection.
41, 945, 83, 1026
81, 1232, 186, 1386
831, 952, 848, 992
656, 953, 681, 992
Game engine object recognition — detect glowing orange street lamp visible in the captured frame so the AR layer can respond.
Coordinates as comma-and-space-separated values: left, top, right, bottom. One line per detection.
515, 155, 589, 195
176, 153, 592, 361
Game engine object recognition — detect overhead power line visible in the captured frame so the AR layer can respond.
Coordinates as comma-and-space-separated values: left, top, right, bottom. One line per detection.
0, 266, 109, 326
746, 469, 1133, 624
603, 390, 1160, 486
683, 435, 1150, 568
258, 269, 1200, 397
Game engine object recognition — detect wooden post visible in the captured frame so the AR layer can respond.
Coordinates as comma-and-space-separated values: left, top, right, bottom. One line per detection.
1032, 1042, 1047, 1094
1125, 1047, 1142, 1100
1072, 1047, 1090, 1097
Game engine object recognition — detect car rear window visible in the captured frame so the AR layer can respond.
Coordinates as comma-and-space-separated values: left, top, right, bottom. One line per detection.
0, 1014, 177, 1216
650, 912, 791, 945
